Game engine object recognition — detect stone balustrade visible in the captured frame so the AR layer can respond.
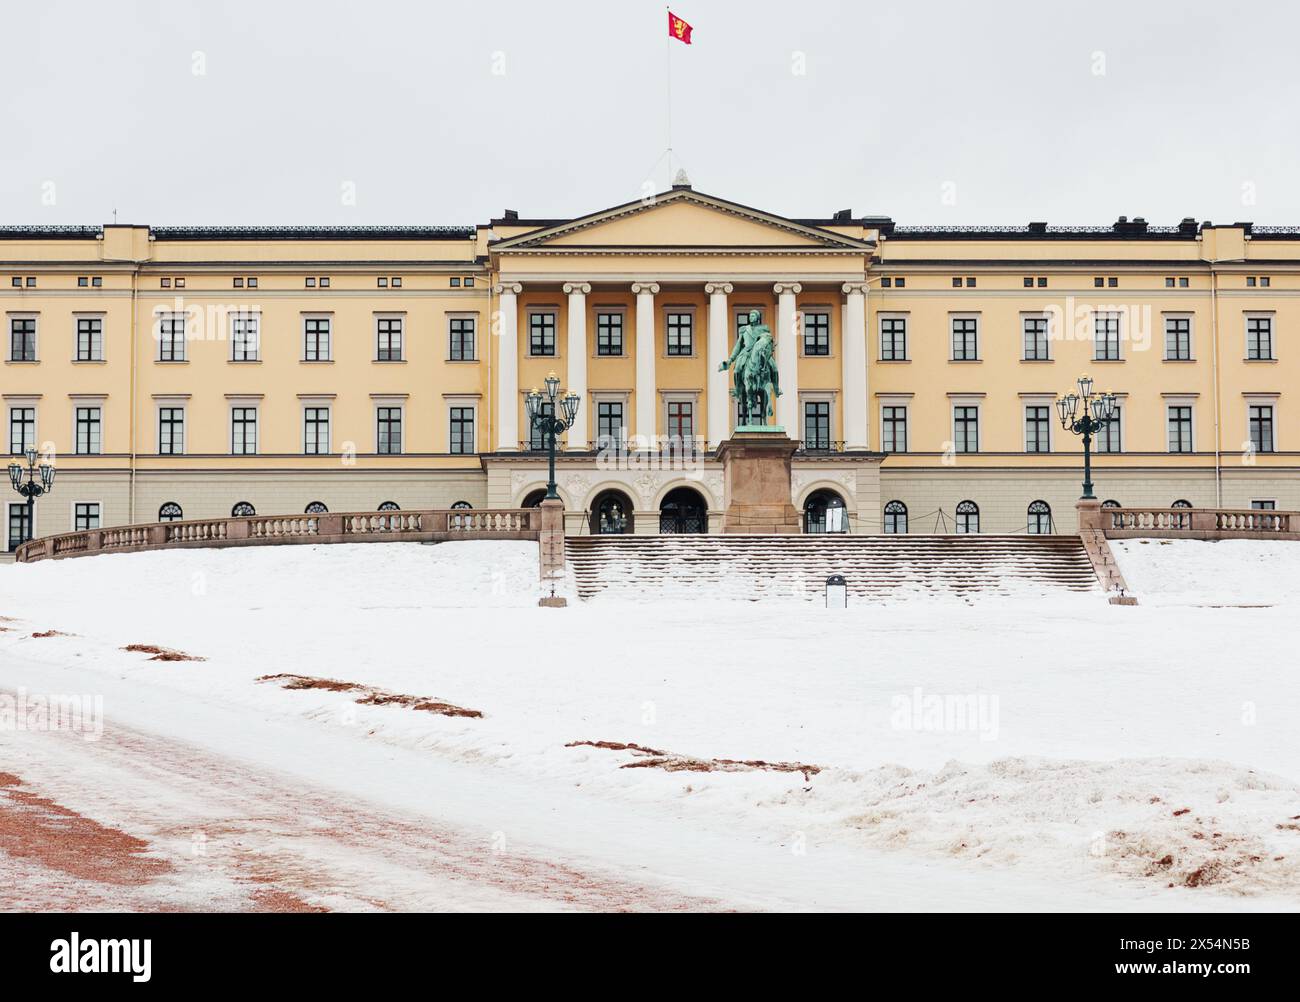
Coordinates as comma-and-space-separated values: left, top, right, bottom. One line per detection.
1078, 502, 1300, 541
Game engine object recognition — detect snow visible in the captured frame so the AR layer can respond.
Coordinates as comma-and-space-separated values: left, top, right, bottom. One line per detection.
2, 538, 1299, 910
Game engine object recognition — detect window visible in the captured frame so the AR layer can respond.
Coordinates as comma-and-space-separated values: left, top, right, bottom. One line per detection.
882, 406, 907, 453
319, 277, 330, 288
449, 407, 475, 454
1025, 405, 1051, 453
159, 502, 183, 522
451, 500, 473, 510
9, 407, 35, 455
592, 491, 632, 535
305, 501, 328, 514
803, 401, 831, 450
1027, 500, 1052, 534
1246, 315, 1274, 360
1167, 405, 1193, 453
1023, 276, 1047, 288
596, 401, 624, 447
1166, 276, 1190, 288
378, 501, 401, 511
529, 312, 556, 356
951, 316, 978, 360
802, 311, 830, 356
376, 316, 404, 361
1164, 316, 1191, 360
158, 407, 184, 455
1249, 404, 1275, 453
449, 277, 460, 288
449, 316, 476, 361
233, 277, 243, 288
883, 500, 908, 534
230, 312, 259, 361
304, 316, 331, 361
805, 491, 848, 534
75, 406, 102, 455
74, 503, 100, 531
9, 317, 36, 361
1094, 312, 1121, 360
596, 312, 624, 356
231, 407, 258, 455
8, 503, 32, 551
377, 407, 402, 454
378, 277, 388, 288
965, 277, 976, 288
528, 401, 553, 451
880, 316, 907, 360
1251, 499, 1277, 510
75, 317, 103, 361
956, 500, 979, 534
303, 407, 330, 454
391, 277, 402, 288
231, 502, 256, 517
666, 312, 693, 356
666, 400, 693, 441
1102, 499, 1121, 509
953, 405, 979, 453
157, 312, 186, 361
1023, 315, 1049, 360
305, 277, 316, 288
1096, 405, 1122, 453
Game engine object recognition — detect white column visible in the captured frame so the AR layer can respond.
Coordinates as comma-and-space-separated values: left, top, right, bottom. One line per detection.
563, 282, 590, 450
495, 282, 522, 451
842, 282, 869, 450
705, 281, 733, 448
774, 282, 802, 435
632, 281, 659, 448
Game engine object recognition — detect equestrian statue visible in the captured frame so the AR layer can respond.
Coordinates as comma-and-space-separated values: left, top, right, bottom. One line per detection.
719, 309, 782, 428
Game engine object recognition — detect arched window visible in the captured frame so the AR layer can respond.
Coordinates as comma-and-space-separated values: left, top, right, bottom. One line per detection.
305, 501, 328, 514
882, 500, 908, 534
659, 486, 707, 534
955, 500, 979, 534
450, 500, 473, 510
377, 501, 400, 511
1027, 500, 1052, 534
804, 490, 848, 534
591, 490, 634, 534
1101, 499, 1121, 508
158, 502, 183, 523
1171, 499, 1192, 508
231, 501, 256, 517
521, 489, 548, 509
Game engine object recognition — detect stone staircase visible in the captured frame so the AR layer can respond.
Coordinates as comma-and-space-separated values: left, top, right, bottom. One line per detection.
565, 534, 1101, 603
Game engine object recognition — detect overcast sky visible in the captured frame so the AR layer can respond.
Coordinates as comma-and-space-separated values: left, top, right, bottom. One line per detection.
3, 0, 1298, 228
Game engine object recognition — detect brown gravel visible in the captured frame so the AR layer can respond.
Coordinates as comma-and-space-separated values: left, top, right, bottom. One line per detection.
122, 643, 206, 662
567, 739, 821, 782
258, 673, 482, 718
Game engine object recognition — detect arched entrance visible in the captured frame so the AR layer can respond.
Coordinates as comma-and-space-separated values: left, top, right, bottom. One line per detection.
590, 489, 634, 534
521, 489, 548, 508
804, 489, 848, 534
659, 486, 707, 533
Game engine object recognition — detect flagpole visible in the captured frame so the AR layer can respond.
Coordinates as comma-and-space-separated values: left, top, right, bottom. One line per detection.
665, 6, 673, 187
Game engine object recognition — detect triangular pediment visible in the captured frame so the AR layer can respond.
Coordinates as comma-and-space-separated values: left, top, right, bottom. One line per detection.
492, 189, 871, 253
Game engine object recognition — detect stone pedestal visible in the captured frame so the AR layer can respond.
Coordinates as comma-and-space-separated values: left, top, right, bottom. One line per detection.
716, 430, 802, 534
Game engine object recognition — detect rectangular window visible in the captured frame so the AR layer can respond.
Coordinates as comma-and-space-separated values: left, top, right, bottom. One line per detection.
802, 312, 830, 356
596, 312, 624, 356
951, 317, 978, 360
1094, 312, 1121, 360
529, 312, 556, 356
954, 406, 979, 453
449, 407, 475, 454
666, 312, 693, 356
1025, 405, 1051, 453
1249, 405, 1275, 453
666, 400, 693, 441
230, 312, 260, 361
1022, 315, 1049, 360
158, 407, 184, 455
1252, 499, 1276, 510
9, 317, 36, 361
1167, 405, 1193, 453
880, 316, 907, 360
8, 503, 31, 551
448, 316, 476, 361
75, 317, 103, 361
1164, 316, 1191, 360
75, 406, 102, 455
9, 407, 35, 455
157, 312, 186, 361
1246, 316, 1274, 360
882, 406, 907, 453
304, 316, 331, 361
596, 401, 624, 447
231, 407, 258, 455
303, 407, 330, 454
376, 317, 404, 361
1096, 405, 1122, 453
528, 401, 553, 451
74, 502, 100, 531
803, 401, 831, 450
377, 407, 403, 455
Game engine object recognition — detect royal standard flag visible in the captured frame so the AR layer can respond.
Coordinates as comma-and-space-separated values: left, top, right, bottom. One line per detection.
668, 11, 693, 44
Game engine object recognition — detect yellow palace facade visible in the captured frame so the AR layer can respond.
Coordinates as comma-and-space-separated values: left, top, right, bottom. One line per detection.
3, 180, 1298, 547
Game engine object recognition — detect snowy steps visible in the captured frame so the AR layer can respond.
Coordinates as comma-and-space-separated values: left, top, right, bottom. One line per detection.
565, 534, 1100, 602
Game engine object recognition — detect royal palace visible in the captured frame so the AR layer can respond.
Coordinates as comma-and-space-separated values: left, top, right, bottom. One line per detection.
3, 179, 1298, 548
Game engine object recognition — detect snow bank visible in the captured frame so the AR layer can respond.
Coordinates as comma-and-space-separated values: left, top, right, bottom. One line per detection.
1113, 538, 1300, 607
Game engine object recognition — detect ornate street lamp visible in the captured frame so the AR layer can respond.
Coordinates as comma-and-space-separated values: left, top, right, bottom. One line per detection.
524, 371, 580, 501
7, 448, 55, 548
1057, 374, 1117, 500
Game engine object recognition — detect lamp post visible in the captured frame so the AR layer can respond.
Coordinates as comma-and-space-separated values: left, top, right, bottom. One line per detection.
524, 371, 580, 501
1056, 374, 1117, 500
7, 448, 55, 549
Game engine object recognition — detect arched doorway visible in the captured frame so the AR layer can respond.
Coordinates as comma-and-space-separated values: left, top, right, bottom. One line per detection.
659, 486, 707, 533
1027, 500, 1052, 534
882, 500, 908, 534
804, 489, 848, 534
955, 500, 979, 534
521, 489, 548, 508
590, 489, 634, 534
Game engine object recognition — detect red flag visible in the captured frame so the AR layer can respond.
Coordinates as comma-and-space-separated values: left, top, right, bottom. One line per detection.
667, 11, 693, 44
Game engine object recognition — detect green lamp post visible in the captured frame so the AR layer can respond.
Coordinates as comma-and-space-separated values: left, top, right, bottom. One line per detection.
525, 371, 580, 501
1057, 374, 1117, 501
7, 448, 55, 549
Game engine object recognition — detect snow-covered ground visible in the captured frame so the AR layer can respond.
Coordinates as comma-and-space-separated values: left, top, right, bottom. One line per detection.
2, 538, 1299, 911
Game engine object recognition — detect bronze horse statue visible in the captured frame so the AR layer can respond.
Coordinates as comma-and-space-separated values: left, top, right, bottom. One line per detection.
720, 309, 782, 425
